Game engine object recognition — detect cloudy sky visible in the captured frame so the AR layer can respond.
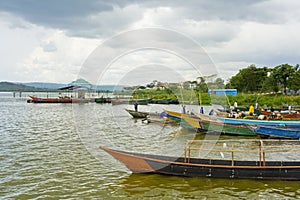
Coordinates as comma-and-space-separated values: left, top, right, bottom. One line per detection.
0, 0, 300, 85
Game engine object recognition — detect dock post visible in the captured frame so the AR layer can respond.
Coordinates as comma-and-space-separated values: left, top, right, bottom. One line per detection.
231, 144, 234, 166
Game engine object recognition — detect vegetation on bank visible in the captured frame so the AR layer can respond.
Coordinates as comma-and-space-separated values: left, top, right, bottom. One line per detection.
126, 87, 300, 108
122, 63, 300, 108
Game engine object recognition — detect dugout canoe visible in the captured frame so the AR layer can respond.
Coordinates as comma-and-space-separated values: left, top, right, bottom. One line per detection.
100, 139, 300, 180
28, 96, 90, 103
182, 115, 257, 136
125, 109, 149, 118
217, 116, 300, 128
249, 125, 300, 139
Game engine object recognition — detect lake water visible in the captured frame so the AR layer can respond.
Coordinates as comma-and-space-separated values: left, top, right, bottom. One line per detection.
1, 92, 300, 199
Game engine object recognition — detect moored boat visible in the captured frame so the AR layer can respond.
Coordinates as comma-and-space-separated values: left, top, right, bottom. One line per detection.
151, 99, 179, 104
28, 96, 90, 103
100, 139, 300, 180
125, 109, 149, 118
129, 98, 152, 105
248, 125, 300, 139
111, 99, 129, 105
217, 116, 300, 128
182, 115, 257, 136
95, 97, 111, 103
260, 110, 300, 120
163, 110, 198, 129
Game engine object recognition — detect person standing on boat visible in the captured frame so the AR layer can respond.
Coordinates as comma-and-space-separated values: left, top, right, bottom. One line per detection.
200, 107, 204, 114
255, 102, 259, 110
249, 105, 254, 116
288, 105, 292, 114
234, 101, 238, 109
180, 104, 186, 114
134, 101, 138, 112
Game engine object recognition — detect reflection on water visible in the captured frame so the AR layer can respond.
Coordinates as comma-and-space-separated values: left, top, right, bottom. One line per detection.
0, 92, 299, 199
118, 174, 300, 199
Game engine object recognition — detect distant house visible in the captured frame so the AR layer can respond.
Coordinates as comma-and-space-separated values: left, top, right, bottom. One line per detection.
208, 89, 237, 96
154, 83, 166, 90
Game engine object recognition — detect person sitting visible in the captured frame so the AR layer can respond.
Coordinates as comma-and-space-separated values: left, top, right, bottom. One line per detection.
209, 109, 214, 116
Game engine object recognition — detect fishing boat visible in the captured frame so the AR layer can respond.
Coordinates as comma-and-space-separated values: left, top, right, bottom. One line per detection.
260, 110, 300, 120
182, 115, 257, 136
95, 97, 111, 103
111, 99, 129, 105
129, 98, 152, 105
151, 99, 179, 104
100, 139, 300, 180
248, 125, 300, 139
28, 96, 90, 103
163, 110, 184, 123
125, 109, 149, 118
217, 116, 300, 128
163, 110, 199, 129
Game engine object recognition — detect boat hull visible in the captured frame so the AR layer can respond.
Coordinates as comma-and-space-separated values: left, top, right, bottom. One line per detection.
125, 109, 149, 118
163, 110, 197, 129
250, 126, 300, 139
101, 147, 300, 180
29, 96, 90, 103
260, 110, 300, 120
218, 117, 300, 128
182, 115, 257, 136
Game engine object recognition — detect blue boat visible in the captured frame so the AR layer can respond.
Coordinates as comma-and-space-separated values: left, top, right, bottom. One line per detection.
249, 125, 300, 139
217, 117, 300, 128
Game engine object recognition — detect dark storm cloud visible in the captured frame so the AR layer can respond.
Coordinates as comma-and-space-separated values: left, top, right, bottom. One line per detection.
0, 0, 295, 39
0, 0, 113, 30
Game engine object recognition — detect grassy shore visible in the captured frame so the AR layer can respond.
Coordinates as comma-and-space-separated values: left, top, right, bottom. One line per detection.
126, 88, 300, 108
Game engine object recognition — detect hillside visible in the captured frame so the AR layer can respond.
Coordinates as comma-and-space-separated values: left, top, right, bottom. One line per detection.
0, 82, 50, 92
0, 81, 124, 92
22, 82, 67, 89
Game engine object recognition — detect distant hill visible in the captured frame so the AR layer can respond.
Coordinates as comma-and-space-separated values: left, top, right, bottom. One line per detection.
0, 82, 50, 92
0, 80, 125, 92
93, 85, 124, 91
22, 82, 67, 89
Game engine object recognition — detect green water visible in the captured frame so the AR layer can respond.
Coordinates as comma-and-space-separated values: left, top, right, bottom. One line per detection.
1, 92, 300, 199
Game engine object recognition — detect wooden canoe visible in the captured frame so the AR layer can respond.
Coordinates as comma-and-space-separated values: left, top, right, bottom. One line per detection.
163, 110, 199, 129
182, 115, 257, 136
217, 116, 300, 128
260, 110, 300, 120
125, 109, 149, 118
249, 125, 300, 139
28, 96, 90, 103
100, 139, 300, 180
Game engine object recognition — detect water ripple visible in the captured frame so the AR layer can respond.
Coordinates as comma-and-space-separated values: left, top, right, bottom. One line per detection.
0, 93, 300, 199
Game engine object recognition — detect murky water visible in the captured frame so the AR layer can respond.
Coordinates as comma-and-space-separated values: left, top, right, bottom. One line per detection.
1, 92, 300, 199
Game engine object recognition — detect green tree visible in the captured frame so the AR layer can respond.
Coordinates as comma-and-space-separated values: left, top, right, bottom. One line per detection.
197, 77, 208, 92
272, 64, 295, 94
226, 64, 268, 93
207, 78, 225, 89
287, 65, 300, 93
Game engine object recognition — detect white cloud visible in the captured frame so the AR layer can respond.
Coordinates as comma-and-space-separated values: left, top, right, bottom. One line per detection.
208, 21, 300, 66
18, 31, 101, 83
1, 0, 300, 84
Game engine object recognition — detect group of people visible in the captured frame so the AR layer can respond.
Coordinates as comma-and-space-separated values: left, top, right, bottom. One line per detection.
181, 105, 214, 116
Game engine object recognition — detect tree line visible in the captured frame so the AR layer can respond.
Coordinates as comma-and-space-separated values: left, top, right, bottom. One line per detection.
225, 64, 300, 94
186, 63, 299, 95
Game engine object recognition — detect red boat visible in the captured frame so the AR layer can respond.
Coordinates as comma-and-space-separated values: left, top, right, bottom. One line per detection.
28, 96, 90, 103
